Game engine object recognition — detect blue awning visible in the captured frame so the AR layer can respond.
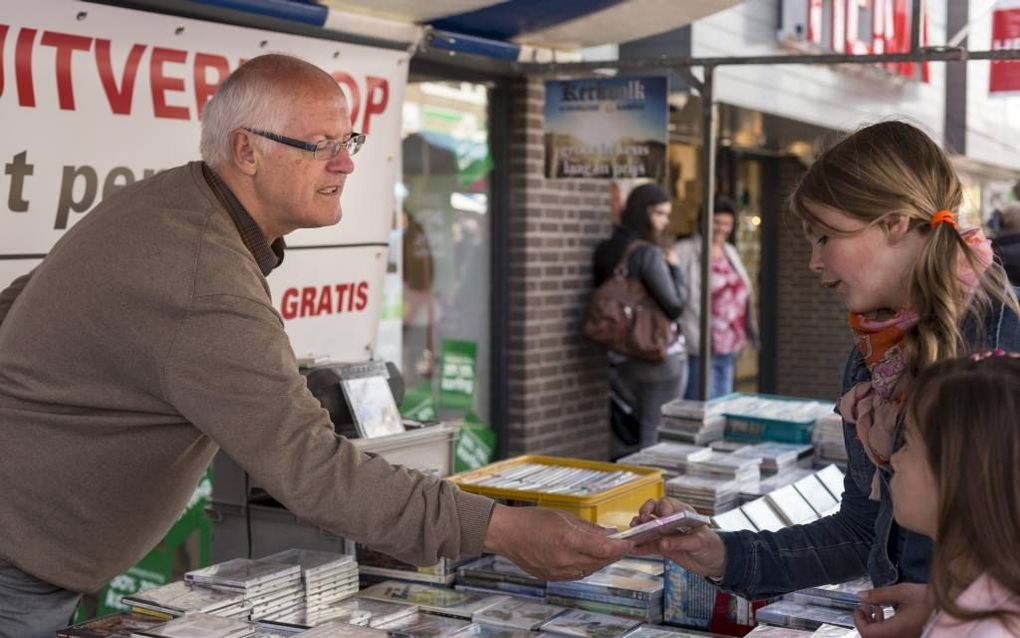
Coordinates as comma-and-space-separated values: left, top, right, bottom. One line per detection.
190, 0, 743, 60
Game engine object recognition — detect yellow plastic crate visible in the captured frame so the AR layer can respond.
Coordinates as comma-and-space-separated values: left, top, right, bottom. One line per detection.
450, 455, 663, 531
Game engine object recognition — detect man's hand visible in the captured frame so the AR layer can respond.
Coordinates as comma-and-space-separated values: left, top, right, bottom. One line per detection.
854, 583, 932, 638
628, 498, 727, 579
483, 504, 633, 581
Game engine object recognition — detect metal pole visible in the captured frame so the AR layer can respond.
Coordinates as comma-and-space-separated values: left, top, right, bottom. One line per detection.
910, 0, 922, 54
522, 47, 1020, 76
698, 66, 715, 402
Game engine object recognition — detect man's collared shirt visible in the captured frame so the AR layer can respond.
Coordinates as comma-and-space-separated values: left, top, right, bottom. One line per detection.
202, 163, 284, 276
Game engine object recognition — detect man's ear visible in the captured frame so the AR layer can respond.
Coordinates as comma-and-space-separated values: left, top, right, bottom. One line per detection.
230, 129, 258, 176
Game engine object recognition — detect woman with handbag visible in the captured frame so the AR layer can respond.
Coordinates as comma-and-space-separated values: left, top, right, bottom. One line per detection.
592, 183, 688, 459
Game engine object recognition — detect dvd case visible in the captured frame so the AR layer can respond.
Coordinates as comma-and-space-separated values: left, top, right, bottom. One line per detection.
539, 609, 641, 638
471, 598, 566, 630
609, 511, 710, 545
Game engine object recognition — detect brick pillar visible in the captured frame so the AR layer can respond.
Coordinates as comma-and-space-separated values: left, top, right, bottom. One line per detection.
504, 77, 614, 459
774, 158, 852, 401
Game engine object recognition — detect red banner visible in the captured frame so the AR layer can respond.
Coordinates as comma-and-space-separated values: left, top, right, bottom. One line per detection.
991, 6, 1020, 94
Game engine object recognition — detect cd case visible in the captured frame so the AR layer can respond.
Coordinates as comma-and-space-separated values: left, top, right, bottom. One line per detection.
609, 511, 710, 545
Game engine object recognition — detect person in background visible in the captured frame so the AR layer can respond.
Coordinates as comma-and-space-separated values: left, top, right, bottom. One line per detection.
593, 183, 688, 459
674, 195, 758, 400
855, 352, 1020, 637
0, 55, 632, 638
991, 204, 1020, 285
629, 121, 1019, 638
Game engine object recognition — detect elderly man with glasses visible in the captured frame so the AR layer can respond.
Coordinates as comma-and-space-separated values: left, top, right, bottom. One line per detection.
0, 55, 632, 636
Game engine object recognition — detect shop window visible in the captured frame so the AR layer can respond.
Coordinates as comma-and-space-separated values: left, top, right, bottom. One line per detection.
379, 81, 492, 423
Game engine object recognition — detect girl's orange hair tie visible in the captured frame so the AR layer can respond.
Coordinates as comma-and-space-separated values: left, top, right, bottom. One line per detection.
930, 210, 957, 229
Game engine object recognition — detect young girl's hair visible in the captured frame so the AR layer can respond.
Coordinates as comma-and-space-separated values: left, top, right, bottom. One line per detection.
789, 120, 1018, 373
907, 354, 1020, 631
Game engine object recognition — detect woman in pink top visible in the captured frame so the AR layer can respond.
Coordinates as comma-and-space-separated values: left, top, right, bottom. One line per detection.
857, 354, 1020, 637
674, 195, 759, 399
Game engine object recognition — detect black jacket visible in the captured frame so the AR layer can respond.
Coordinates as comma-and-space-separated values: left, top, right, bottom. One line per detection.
592, 226, 686, 319
993, 233, 1020, 285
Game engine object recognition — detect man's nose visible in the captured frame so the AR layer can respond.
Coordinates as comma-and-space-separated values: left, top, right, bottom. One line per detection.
326, 148, 355, 174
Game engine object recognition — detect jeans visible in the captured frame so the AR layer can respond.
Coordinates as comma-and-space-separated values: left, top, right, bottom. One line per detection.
610, 352, 688, 459
0, 564, 80, 638
683, 353, 736, 400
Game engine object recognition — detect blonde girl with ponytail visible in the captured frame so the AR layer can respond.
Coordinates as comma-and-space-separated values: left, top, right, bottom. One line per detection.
629, 121, 1020, 638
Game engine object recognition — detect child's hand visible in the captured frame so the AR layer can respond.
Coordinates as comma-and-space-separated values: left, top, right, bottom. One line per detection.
629, 498, 726, 579
854, 583, 933, 638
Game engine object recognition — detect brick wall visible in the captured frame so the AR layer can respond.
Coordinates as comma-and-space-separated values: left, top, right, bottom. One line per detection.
501, 83, 852, 456
504, 77, 613, 459
774, 157, 852, 401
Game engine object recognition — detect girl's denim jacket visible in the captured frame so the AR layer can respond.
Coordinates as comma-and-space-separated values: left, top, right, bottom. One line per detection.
716, 295, 1020, 600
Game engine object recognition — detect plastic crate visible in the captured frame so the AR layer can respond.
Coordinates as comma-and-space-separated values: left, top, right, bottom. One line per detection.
211, 423, 460, 507
351, 422, 460, 477
722, 394, 830, 444
449, 455, 663, 531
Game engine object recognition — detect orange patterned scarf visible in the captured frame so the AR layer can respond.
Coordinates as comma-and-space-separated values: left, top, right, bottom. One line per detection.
838, 310, 918, 500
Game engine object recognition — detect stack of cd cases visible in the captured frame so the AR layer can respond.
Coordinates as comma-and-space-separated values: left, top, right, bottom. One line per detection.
685, 452, 762, 487
358, 580, 509, 619
545, 559, 664, 623
374, 611, 474, 638
539, 609, 642, 638
121, 580, 250, 620
356, 543, 467, 586
742, 625, 813, 636
57, 612, 163, 637
813, 413, 849, 468
451, 624, 533, 638
456, 555, 547, 600
261, 549, 359, 621
616, 442, 712, 478
307, 596, 420, 628
665, 474, 741, 515
129, 612, 256, 637
657, 415, 726, 446
731, 442, 813, 475
658, 396, 733, 446
289, 620, 390, 638
783, 577, 871, 611
185, 558, 303, 621
754, 599, 856, 631
470, 597, 566, 630
456, 463, 641, 496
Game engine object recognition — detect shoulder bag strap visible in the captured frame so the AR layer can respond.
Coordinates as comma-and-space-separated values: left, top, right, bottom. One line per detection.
613, 240, 650, 277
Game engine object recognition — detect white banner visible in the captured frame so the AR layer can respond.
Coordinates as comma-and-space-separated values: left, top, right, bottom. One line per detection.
0, 0, 407, 360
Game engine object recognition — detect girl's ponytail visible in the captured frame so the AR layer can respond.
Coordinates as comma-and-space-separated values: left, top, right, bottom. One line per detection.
909, 215, 970, 373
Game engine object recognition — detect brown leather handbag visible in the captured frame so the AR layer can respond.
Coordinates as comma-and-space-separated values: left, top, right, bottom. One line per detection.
583, 241, 678, 362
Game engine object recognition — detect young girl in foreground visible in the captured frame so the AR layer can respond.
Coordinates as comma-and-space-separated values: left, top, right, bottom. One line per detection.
878, 353, 1020, 636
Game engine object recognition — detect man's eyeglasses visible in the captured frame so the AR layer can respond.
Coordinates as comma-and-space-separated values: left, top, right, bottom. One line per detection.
244, 127, 366, 160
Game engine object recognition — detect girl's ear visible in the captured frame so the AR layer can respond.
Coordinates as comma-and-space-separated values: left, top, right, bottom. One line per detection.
882, 214, 913, 242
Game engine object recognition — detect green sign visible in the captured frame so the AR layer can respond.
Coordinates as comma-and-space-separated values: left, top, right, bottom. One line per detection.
399, 380, 438, 421
454, 412, 496, 473
85, 469, 213, 619
439, 339, 477, 412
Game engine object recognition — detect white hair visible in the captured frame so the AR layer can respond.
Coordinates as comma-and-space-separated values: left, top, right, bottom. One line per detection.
200, 54, 328, 168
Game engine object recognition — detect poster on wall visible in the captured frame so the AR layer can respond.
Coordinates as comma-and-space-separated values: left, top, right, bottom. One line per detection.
990, 1, 1020, 95
0, 1, 408, 360
543, 76, 667, 180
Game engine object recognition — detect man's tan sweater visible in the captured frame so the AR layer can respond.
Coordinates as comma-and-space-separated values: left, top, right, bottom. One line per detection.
0, 162, 493, 593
